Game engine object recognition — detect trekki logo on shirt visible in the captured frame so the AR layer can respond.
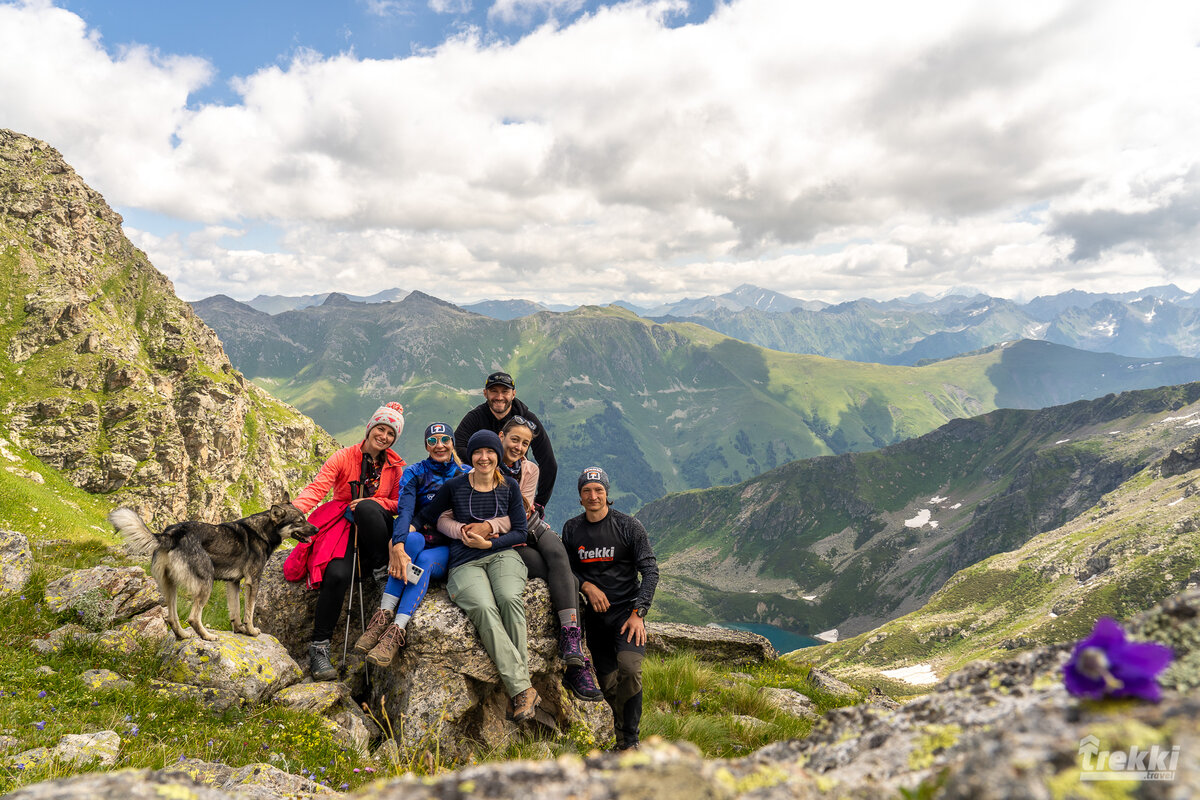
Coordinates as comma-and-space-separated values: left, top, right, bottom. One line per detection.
577, 545, 615, 563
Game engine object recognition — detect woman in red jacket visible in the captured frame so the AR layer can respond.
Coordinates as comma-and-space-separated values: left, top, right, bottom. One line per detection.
291, 402, 407, 680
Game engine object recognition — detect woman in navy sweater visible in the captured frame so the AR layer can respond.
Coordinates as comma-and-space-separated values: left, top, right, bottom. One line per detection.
413, 429, 539, 722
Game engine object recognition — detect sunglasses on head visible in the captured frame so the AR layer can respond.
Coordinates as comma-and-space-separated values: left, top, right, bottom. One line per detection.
511, 415, 538, 433
426, 435, 453, 446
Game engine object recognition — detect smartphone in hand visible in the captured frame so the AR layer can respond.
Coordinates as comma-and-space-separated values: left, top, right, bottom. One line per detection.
406, 563, 424, 585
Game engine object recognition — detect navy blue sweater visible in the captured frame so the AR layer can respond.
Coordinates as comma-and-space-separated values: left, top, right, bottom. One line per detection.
413, 473, 528, 569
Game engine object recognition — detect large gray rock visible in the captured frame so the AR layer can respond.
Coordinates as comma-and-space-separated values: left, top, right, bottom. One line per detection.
97, 607, 173, 653
162, 630, 302, 704
0, 529, 32, 595
645, 621, 778, 665
9, 731, 121, 770
255, 550, 613, 758
3, 758, 337, 800
148, 678, 242, 712
43, 565, 162, 622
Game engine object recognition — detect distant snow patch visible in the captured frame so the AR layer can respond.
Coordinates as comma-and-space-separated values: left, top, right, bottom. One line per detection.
928, 521, 940, 529
1048, 612, 1058, 619
904, 509, 932, 528
1169, 498, 1184, 507
950, 503, 962, 509
1187, 420, 1200, 428
1163, 412, 1199, 423
881, 663, 939, 685
1055, 439, 1071, 444
929, 495, 947, 504
814, 629, 839, 643
802, 595, 818, 601
1107, 431, 1121, 435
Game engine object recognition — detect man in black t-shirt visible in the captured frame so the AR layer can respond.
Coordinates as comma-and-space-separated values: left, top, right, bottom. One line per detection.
454, 371, 557, 510
562, 466, 658, 751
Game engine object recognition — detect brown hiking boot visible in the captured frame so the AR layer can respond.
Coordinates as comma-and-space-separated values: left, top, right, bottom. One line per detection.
512, 687, 539, 722
354, 608, 394, 653
365, 623, 406, 667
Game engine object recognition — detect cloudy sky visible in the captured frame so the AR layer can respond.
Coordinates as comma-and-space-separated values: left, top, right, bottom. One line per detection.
2, 0, 1199, 306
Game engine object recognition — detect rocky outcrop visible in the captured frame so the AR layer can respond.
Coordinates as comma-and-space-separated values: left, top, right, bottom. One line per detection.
9, 731, 122, 771
254, 552, 614, 757
273, 682, 377, 755
43, 566, 162, 621
163, 631, 302, 705
0, 129, 335, 527
1160, 433, 1200, 478
0, 529, 32, 595
645, 621, 777, 665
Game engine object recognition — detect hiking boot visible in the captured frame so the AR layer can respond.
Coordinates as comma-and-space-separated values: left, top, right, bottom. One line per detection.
512, 687, 539, 722
309, 640, 337, 681
354, 607, 394, 653
558, 624, 587, 667
564, 660, 604, 702
365, 624, 405, 667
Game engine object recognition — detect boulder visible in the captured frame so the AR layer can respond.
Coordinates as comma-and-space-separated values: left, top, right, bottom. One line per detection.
79, 668, 133, 692
162, 630, 302, 704
0, 529, 32, 595
147, 679, 241, 712
644, 621, 777, 665
761, 687, 817, 720
3, 759, 336, 800
367, 581, 615, 758
10, 731, 121, 770
254, 550, 615, 759
273, 681, 377, 755
806, 668, 859, 698
43, 565, 162, 622
97, 607, 173, 653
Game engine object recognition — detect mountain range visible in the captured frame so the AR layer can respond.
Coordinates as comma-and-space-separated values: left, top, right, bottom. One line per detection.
636, 381, 1200, 643
192, 289, 1200, 527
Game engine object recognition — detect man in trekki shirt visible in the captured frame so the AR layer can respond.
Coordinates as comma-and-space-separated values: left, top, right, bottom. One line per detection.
454, 371, 558, 510
561, 467, 658, 751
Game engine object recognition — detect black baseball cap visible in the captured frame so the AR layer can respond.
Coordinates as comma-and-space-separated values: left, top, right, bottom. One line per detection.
485, 371, 515, 390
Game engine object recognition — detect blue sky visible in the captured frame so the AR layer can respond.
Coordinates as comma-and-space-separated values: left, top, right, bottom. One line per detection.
2, 1, 1199, 305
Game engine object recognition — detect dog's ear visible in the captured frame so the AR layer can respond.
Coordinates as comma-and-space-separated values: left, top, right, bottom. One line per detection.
269, 503, 287, 523
280, 490, 291, 505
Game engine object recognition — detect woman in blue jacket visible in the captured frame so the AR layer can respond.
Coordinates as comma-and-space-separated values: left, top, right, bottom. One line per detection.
354, 422, 465, 666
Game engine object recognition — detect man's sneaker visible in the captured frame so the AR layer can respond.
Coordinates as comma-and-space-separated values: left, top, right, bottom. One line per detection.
365, 624, 405, 667
558, 624, 587, 667
354, 608, 394, 653
309, 640, 337, 681
615, 740, 639, 751
564, 661, 604, 702
512, 687, 540, 722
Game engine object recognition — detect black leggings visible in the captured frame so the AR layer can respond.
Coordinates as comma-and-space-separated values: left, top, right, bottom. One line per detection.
516, 531, 578, 618
312, 499, 393, 642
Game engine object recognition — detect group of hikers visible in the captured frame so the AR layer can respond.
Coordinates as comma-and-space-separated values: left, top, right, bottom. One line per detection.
283, 371, 658, 751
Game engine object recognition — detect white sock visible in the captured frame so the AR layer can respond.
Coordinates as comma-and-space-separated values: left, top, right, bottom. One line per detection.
380, 593, 400, 613
394, 613, 412, 630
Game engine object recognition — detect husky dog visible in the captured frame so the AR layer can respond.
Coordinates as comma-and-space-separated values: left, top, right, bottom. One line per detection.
108, 494, 316, 641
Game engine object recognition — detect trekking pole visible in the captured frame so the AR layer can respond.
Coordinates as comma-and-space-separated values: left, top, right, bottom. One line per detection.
343, 481, 364, 664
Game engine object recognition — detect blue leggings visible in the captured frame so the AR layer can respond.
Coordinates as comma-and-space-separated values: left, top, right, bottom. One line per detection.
383, 531, 449, 617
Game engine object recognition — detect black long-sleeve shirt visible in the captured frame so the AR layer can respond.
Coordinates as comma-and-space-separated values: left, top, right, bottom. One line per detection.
454, 397, 557, 508
562, 508, 658, 613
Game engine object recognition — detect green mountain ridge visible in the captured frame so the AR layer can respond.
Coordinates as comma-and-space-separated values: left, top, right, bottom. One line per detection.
192, 292, 1200, 526
635, 381, 1200, 640
805, 434, 1200, 686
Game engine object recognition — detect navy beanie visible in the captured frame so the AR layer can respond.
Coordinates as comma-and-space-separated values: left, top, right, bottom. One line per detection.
578, 466, 610, 494
466, 429, 503, 462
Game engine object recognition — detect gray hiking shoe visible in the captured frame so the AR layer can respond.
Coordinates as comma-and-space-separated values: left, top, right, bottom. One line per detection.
309, 639, 337, 681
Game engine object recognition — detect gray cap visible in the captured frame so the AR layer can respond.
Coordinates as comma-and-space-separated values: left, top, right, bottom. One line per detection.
577, 466, 610, 493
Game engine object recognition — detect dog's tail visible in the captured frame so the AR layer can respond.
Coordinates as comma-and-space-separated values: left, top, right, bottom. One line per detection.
107, 508, 160, 556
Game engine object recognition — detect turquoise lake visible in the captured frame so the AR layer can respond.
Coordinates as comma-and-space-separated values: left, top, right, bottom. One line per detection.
720, 622, 822, 655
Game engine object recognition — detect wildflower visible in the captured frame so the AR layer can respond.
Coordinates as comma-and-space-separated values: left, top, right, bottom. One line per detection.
34, 721, 46, 730
353, 768, 360, 773
178, 754, 186, 762
91, 701, 99, 706
129, 725, 139, 736
340, 783, 350, 791
364, 767, 375, 773
1063, 617, 1173, 701
37, 691, 46, 698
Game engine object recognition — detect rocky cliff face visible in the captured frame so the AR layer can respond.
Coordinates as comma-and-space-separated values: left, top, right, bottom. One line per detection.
0, 129, 335, 525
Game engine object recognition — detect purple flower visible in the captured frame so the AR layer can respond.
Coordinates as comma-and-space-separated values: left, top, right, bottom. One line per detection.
340, 783, 350, 791
37, 690, 46, 698
1063, 617, 1173, 701
34, 721, 46, 730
